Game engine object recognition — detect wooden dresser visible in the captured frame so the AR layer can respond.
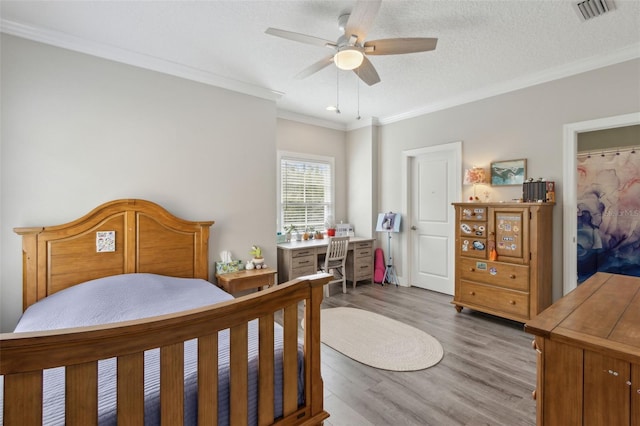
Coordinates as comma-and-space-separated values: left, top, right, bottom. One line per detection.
452, 202, 554, 322
525, 273, 640, 426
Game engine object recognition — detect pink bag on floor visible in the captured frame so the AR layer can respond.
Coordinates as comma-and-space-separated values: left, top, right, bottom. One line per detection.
374, 247, 385, 283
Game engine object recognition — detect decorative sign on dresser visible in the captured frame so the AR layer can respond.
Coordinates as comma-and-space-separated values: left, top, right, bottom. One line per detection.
451, 202, 554, 322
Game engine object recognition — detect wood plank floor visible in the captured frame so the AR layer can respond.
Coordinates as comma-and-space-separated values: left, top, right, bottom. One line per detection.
317, 282, 537, 426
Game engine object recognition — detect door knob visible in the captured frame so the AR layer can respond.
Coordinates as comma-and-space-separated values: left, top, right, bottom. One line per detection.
411, 226, 417, 230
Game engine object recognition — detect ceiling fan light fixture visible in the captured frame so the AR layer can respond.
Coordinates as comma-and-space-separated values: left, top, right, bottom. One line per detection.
333, 47, 364, 70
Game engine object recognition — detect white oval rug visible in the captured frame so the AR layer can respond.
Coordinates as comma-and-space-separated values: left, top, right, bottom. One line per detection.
320, 307, 444, 371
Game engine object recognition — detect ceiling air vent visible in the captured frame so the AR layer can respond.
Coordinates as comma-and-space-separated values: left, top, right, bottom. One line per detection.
573, 0, 615, 21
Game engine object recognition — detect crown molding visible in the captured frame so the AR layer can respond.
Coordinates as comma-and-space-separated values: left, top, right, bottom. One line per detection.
378, 43, 640, 126
346, 116, 379, 131
3, 18, 637, 132
276, 110, 348, 131
0, 19, 282, 102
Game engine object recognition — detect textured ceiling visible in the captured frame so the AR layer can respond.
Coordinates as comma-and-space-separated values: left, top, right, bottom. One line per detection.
2, 0, 639, 129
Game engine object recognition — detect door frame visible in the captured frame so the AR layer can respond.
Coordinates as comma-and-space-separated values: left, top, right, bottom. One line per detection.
562, 112, 640, 295
401, 141, 462, 287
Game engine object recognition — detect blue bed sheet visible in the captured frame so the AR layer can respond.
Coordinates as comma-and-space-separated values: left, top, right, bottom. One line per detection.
1, 273, 303, 425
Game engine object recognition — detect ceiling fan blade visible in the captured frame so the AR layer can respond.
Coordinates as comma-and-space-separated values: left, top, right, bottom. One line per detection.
295, 56, 334, 79
265, 27, 336, 48
354, 56, 380, 86
345, 0, 382, 43
364, 38, 438, 55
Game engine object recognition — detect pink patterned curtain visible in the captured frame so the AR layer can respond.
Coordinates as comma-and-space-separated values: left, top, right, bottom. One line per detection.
576, 148, 640, 283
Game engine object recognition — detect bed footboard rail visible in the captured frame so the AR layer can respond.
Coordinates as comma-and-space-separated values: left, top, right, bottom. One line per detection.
0, 274, 331, 426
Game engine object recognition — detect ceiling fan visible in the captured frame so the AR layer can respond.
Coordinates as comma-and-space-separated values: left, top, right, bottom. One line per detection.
265, 0, 437, 86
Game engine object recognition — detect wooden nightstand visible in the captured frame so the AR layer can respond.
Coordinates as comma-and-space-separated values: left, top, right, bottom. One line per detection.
215, 267, 277, 294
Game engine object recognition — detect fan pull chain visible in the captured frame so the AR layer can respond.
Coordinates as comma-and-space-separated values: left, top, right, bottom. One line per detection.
356, 67, 361, 120
335, 64, 341, 114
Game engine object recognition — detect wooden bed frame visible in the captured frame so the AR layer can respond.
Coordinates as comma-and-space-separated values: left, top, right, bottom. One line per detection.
1, 199, 330, 425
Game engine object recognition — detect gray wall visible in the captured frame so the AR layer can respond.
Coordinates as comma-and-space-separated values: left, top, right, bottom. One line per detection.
346, 124, 378, 238
374, 58, 640, 303
1, 35, 278, 331
578, 124, 640, 152
275, 118, 348, 227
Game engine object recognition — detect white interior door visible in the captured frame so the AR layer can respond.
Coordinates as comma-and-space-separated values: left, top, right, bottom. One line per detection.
408, 145, 459, 294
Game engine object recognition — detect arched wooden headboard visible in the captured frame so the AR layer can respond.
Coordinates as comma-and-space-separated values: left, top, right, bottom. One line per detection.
14, 199, 214, 310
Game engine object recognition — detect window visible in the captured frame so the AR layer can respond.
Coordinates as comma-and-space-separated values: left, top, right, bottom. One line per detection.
278, 151, 334, 232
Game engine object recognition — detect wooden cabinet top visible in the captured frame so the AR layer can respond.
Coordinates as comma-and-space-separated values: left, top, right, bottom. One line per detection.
525, 272, 640, 364
215, 267, 276, 281
277, 237, 374, 251
452, 202, 555, 208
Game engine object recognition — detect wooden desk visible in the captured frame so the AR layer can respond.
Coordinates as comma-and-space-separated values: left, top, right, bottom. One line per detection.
277, 237, 374, 285
525, 273, 640, 426
215, 267, 277, 294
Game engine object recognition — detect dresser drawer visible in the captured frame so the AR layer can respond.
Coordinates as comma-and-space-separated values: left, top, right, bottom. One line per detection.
291, 254, 315, 269
459, 221, 487, 238
353, 241, 373, 257
356, 256, 373, 267
346, 246, 373, 282
460, 206, 487, 221
460, 237, 487, 259
353, 258, 373, 279
459, 280, 529, 318
292, 249, 316, 258
291, 265, 317, 279
459, 258, 529, 291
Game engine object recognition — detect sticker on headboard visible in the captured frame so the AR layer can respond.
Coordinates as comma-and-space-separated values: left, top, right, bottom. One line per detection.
96, 231, 116, 252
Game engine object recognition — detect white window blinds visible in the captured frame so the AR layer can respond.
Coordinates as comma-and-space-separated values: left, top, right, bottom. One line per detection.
280, 156, 333, 231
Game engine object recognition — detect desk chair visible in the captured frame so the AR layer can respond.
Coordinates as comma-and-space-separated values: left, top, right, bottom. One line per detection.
319, 236, 349, 297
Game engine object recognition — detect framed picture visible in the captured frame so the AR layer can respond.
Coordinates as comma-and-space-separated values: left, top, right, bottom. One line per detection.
490, 159, 527, 186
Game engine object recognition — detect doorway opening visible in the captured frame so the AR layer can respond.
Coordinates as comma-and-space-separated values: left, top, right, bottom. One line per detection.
562, 112, 640, 294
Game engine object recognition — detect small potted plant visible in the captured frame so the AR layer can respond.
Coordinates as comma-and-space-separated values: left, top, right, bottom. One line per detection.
303, 226, 314, 240
325, 216, 336, 237
284, 224, 296, 242
249, 245, 264, 266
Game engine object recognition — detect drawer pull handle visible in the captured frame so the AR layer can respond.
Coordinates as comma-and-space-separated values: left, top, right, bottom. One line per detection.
469, 268, 475, 272
509, 300, 516, 305
531, 390, 536, 400
469, 291, 475, 296
531, 340, 542, 354
299, 260, 310, 265
509, 274, 516, 279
